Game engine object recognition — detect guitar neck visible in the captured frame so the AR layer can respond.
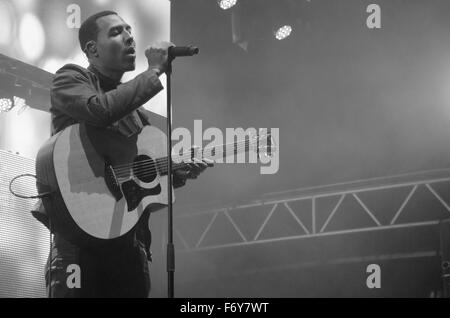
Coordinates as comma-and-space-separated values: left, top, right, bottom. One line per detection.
156, 137, 258, 175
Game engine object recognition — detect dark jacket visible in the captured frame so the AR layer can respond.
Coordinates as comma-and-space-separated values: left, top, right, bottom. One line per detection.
34, 63, 167, 259
50, 63, 164, 135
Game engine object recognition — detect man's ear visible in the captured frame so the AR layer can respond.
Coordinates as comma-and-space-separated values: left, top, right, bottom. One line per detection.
85, 40, 98, 57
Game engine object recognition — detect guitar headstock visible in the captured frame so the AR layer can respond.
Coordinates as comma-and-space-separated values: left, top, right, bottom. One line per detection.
249, 130, 277, 158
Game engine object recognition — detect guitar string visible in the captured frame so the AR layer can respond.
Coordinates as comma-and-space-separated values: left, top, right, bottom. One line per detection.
113, 139, 254, 176
112, 138, 265, 176
112, 137, 267, 178
113, 143, 272, 182
113, 138, 272, 178
115, 147, 272, 182
110, 131, 272, 171
113, 140, 270, 181
111, 135, 268, 172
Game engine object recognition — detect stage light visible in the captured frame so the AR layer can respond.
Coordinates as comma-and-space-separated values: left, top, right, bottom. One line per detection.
94, 0, 112, 5
0, 73, 33, 113
0, 96, 27, 114
231, 0, 299, 51
274, 25, 293, 40
218, 0, 237, 10
0, 72, 16, 113
19, 13, 45, 61
0, 97, 14, 113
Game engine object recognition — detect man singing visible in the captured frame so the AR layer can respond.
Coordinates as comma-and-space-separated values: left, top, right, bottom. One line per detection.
43, 10, 209, 298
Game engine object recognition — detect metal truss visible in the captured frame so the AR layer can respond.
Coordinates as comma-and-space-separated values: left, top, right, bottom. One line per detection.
174, 170, 450, 252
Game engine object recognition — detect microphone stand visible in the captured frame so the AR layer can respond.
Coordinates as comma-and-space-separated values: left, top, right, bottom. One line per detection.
166, 56, 175, 299
165, 46, 199, 299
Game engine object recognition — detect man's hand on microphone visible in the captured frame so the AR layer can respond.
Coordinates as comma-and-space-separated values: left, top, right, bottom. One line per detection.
145, 41, 174, 76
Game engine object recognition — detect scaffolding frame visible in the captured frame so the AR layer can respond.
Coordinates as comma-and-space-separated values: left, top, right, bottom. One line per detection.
174, 170, 450, 252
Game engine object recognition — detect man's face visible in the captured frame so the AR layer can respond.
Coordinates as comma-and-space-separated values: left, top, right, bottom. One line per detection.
94, 14, 136, 72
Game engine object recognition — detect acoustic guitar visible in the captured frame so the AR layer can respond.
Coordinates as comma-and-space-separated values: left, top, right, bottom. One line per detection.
35, 123, 273, 246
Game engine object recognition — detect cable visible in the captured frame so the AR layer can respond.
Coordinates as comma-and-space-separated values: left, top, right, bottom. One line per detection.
9, 174, 52, 199
8, 173, 54, 296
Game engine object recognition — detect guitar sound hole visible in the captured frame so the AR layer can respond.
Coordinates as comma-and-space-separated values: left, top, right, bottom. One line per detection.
133, 155, 157, 183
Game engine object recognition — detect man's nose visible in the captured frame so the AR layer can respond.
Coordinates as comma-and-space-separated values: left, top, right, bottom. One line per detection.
124, 31, 134, 46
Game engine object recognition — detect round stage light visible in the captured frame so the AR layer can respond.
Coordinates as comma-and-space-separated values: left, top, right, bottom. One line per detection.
19, 13, 45, 61
218, 0, 237, 10
0, 98, 14, 113
274, 25, 292, 40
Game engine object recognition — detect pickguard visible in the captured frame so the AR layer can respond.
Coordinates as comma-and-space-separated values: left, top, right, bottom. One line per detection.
121, 180, 161, 212
119, 154, 162, 212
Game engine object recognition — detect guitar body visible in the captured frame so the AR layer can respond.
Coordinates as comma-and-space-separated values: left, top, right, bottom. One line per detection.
36, 124, 174, 246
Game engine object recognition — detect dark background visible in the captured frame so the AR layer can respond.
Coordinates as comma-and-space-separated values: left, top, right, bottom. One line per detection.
145, 0, 450, 298
169, 0, 450, 210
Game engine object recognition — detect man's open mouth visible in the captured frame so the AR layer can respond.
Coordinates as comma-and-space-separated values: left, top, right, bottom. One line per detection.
125, 47, 136, 56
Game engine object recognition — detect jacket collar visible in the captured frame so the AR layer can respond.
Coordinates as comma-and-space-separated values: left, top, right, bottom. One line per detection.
88, 64, 121, 91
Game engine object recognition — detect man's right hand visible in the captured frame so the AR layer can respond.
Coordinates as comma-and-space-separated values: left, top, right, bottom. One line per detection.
145, 41, 174, 75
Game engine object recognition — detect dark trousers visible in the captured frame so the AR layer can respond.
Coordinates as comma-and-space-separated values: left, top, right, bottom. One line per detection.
45, 233, 150, 298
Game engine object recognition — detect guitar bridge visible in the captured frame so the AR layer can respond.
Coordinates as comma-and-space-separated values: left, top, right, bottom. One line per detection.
105, 164, 123, 201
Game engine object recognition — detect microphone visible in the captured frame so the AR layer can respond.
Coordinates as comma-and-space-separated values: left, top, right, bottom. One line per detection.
168, 46, 199, 58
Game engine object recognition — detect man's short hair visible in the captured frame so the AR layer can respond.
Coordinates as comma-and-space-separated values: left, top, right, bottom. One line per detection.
79, 10, 118, 54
